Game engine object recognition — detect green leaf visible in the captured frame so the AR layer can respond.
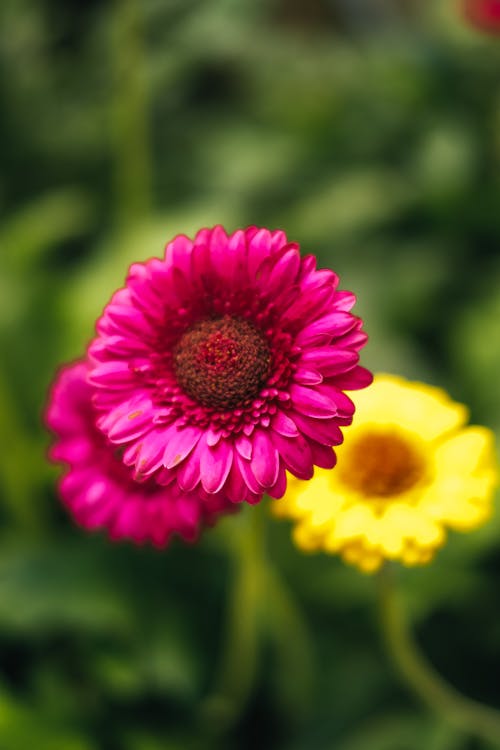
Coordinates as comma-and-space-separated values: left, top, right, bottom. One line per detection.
1, 189, 95, 270
0, 539, 131, 634
0, 684, 95, 750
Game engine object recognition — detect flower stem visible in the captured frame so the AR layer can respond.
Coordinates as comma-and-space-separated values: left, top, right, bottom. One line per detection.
201, 500, 314, 732
200, 506, 266, 732
110, 0, 152, 225
263, 562, 315, 720
377, 566, 500, 746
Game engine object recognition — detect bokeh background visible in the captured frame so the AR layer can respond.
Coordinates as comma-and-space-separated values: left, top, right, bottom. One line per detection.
1, 0, 500, 748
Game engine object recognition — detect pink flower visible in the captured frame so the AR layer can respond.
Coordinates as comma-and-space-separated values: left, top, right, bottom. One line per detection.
46, 361, 235, 546
463, 0, 500, 33
88, 226, 372, 503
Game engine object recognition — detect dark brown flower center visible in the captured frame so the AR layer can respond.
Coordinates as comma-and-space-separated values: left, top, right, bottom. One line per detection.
338, 430, 426, 497
173, 317, 271, 410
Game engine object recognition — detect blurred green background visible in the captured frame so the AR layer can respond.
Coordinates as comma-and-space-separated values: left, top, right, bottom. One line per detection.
1, 0, 500, 748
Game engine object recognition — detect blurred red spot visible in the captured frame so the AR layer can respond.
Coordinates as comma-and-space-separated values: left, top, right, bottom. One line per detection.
463, 0, 500, 33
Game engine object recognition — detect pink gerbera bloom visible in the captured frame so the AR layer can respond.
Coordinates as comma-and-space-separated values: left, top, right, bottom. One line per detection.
88, 226, 372, 504
46, 361, 235, 546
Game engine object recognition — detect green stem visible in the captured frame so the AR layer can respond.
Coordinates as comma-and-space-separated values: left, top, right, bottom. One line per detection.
0, 367, 44, 531
201, 501, 314, 732
263, 563, 315, 719
110, 0, 152, 225
377, 566, 500, 747
200, 506, 266, 732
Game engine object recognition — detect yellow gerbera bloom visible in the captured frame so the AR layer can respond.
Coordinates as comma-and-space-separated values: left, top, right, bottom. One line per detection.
273, 374, 498, 573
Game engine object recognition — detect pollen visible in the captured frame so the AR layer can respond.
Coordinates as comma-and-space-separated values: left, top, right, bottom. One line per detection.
338, 430, 426, 498
173, 316, 271, 410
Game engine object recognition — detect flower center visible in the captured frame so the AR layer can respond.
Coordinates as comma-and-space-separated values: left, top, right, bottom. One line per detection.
339, 430, 426, 498
173, 316, 271, 410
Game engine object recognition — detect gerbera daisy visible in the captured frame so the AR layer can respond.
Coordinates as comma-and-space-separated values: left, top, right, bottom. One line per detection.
46, 361, 236, 546
88, 226, 371, 504
274, 374, 498, 572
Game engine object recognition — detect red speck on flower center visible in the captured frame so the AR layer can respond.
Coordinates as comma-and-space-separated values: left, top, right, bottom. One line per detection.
173, 316, 271, 409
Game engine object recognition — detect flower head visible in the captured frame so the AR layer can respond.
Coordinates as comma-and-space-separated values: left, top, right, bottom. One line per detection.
463, 0, 500, 33
274, 374, 498, 573
46, 361, 236, 546
88, 226, 371, 504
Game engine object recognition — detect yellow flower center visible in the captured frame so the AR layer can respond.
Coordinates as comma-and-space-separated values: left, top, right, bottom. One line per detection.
338, 430, 426, 498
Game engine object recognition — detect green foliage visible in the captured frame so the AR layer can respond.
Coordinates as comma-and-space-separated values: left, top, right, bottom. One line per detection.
0, 0, 499, 748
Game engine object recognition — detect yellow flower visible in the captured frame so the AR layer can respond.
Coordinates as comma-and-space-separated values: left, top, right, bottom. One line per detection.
274, 374, 498, 573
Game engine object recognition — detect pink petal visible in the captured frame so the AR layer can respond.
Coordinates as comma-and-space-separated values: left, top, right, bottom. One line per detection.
300, 268, 339, 295
91, 335, 150, 360
228, 229, 250, 285
271, 432, 313, 480
247, 228, 273, 278
311, 268, 339, 286
156, 467, 176, 486
206, 427, 222, 447
272, 283, 301, 313
163, 425, 201, 469
111, 501, 143, 540
332, 291, 356, 311
317, 385, 355, 418
335, 328, 368, 350
251, 429, 280, 487
270, 229, 288, 251
246, 490, 264, 505
295, 312, 358, 347
89, 361, 135, 388
235, 453, 262, 494
280, 285, 334, 327
200, 439, 233, 494
310, 440, 337, 469
132, 429, 170, 477
170, 266, 193, 304
105, 401, 154, 444
290, 384, 337, 419
191, 240, 212, 288
225, 461, 249, 503
300, 348, 359, 377
299, 254, 316, 277
151, 266, 186, 310
105, 304, 154, 337
294, 368, 323, 385
267, 462, 287, 499
330, 366, 373, 390
267, 245, 300, 295
50, 436, 92, 464
176, 495, 200, 526
209, 225, 235, 283
164, 234, 193, 274
271, 410, 299, 438
129, 277, 165, 320
235, 434, 253, 459
291, 411, 344, 446
177, 439, 203, 491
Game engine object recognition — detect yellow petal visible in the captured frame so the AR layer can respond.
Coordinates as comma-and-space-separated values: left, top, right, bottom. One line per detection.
292, 522, 322, 552
347, 374, 468, 442
385, 503, 445, 547
368, 515, 406, 557
401, 541, 438, 566
434, 426, 499, 477
330, 503, 376, 544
